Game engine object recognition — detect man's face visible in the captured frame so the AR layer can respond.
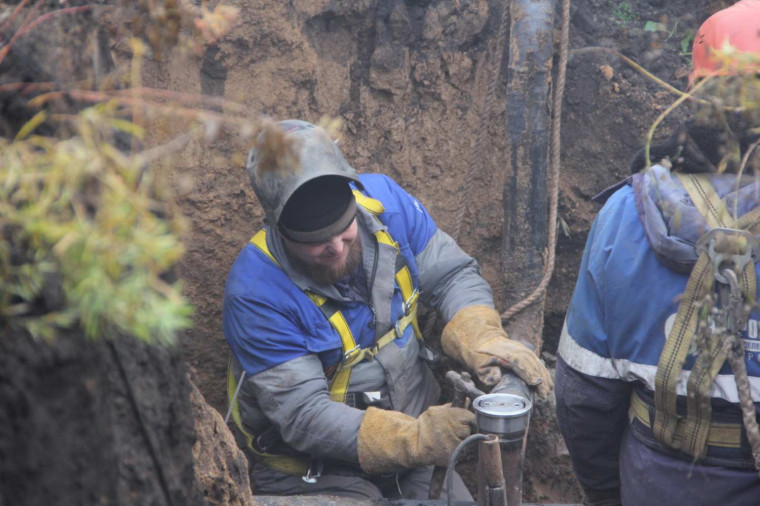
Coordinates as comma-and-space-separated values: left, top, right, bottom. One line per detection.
282, 219, 362, 285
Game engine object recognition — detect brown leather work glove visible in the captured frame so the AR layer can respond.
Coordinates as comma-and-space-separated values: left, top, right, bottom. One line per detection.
441, 305, 553, 397
357, 404, 475, 475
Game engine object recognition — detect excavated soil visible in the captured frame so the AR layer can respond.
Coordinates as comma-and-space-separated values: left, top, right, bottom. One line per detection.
0, 0, 735, 504
0, 329, 205, 506
159, 0, 724, 502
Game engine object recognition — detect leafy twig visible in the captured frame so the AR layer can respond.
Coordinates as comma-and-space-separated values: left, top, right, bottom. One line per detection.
0, 5, 99, 68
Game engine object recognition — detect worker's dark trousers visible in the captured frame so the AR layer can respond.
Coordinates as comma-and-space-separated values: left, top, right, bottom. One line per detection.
252, 462, 473, 501
619, 427, 760, 506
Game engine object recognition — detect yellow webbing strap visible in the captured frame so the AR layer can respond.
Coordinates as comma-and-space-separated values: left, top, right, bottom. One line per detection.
630, 391, 743, 449
324, 309, 356, 402
653, 252, 715, 452
226, 359, 309, 475
677, 173, 731, 227
353, 190, 385, 214
374, 228, 422, 340
250, 229, 278, 265
653, 173, 759, 458
302, 288, 360, 403
339, 306, 419, 370
679, 175, 758, 456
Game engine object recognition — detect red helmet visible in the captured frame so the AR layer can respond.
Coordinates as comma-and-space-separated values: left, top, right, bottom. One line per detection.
690, 0, 760, 84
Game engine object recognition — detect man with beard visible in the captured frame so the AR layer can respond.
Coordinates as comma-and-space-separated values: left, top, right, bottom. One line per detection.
555, 2, 760, 505
222, 119, 552, 499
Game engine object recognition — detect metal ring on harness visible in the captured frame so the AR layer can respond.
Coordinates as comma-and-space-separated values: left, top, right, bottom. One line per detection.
696, 228, 759, 284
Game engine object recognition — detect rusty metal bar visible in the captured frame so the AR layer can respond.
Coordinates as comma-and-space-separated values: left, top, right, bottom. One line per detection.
478, 435, 507, 506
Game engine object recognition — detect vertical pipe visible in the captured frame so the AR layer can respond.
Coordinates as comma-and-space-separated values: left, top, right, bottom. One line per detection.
479, 436, 507, 506
501, 0, 557, 352
490, 373, 533, 506
501, 435, 527, 506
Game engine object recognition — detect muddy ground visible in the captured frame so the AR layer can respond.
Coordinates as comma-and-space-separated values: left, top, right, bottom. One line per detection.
0, 0, 733, 504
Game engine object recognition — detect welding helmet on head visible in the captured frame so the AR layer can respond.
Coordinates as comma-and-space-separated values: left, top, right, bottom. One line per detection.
246, 119, 363, 243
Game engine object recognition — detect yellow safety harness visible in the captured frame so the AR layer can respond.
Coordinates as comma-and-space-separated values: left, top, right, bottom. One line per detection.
227, 190, 422, 476
630, 390, 744, 450
644, 173, 760, 459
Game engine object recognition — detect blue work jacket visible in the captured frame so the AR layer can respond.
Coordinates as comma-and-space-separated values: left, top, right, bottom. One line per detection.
224, 173, 436, 376
556, 168, 760, 506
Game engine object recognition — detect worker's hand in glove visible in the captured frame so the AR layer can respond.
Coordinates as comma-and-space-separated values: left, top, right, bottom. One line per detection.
441, 305, 553, 397
357, 404, 475, 475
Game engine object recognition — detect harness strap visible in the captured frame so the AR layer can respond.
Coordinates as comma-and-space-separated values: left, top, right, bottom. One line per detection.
339, 296, 419, 370
677, 173, 730, 227
653, 173, 759, 458
226, 358, 309, 475
653, 252, 713, 451
304, 293, 359, 403
631, 391, 743, 449
353, 190, 385, 214
231, 190, 423, 475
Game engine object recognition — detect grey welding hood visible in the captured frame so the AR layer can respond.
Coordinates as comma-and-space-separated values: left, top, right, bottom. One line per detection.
246, 119, 362, 230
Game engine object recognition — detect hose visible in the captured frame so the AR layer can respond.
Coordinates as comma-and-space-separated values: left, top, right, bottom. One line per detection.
446, 433, 490, 506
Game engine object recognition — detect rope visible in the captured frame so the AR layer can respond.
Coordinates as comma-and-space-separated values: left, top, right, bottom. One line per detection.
501, 0, 570, 322
726, 337, 760, 475
424, 0, 511, 338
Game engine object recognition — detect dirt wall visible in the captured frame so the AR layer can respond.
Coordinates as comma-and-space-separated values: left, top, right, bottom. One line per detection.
151, 0, 727, 502
163, 0, 721, 400
0, 330, 205, 506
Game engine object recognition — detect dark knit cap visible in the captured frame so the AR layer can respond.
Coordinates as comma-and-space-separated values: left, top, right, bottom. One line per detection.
278, 176, 356, 243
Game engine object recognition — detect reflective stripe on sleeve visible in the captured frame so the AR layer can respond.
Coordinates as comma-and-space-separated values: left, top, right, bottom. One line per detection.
558, 320, 760, 403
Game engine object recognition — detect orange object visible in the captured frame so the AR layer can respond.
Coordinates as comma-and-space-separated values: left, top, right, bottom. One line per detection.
690, 0, 760, 83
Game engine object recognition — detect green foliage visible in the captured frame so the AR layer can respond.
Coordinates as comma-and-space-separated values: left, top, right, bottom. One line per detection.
642, 18, 695, 57
643, 20, 670, 35
612, 1, 636, 25
0, 103, 192, 345
680, 29, 695, 56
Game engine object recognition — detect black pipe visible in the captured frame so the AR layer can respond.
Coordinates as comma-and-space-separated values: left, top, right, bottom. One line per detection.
501, 0, 557, 347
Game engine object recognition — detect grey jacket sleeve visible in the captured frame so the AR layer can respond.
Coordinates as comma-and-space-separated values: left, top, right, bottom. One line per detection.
416, 228, 494, 322
248, 354, 366, 463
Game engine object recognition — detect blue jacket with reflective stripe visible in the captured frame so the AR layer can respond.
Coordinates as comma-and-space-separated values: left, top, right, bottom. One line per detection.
557, 175, 760, 505
560, 181, 760, 398
223, 173, 435, 376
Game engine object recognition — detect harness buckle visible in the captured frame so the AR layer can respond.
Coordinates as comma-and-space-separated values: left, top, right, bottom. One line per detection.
394, 319, 404, 338
716, 268, 744, 335
695, 228, 758, 284
342, 345, 361, 364
402, 289, 419, 316
302, 460, 323, 484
